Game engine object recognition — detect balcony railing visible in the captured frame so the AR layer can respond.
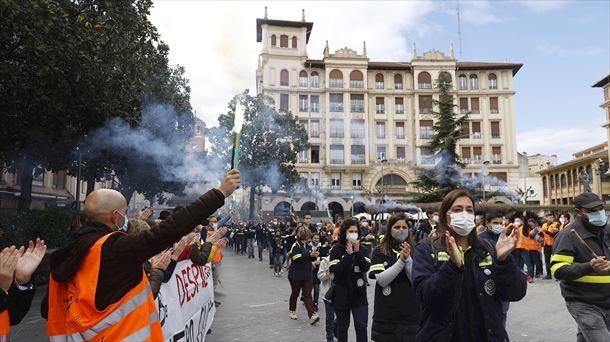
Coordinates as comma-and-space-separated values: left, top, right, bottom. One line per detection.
420, 131, 434, 139
310, 130, 319, 138
470, 132, 481, 139
350, 101, 364, 113
396, 105, 404, 114
460, 108, 469, 114
310, 79, 319, 88
352, 185, 362, 190
330, 159, 344, 164
418, 83, 432, 89
375, 82, 384, 89
396, 133, 405, 139
329, 79, 343, 88
330, 103, 344, 112
493, 159, 502, 164
299, 105, 308, 112
376, 105, 385, 114
377, 133, 386, 139
298, 158, 308, 163
472, 157, 482, 164
394, 84, 404, 90
311, 104, 319, 112
421, 156, 435, 165
329, 131, 344, 138
351, 130, 365, 139
490, 109, 499, 114
491, 134, 501, 139
470, 109, 480, 114
351, 155, 365, 164
420, 108, 432, 114
299, 78, 308, 87
350, 80, 364, 88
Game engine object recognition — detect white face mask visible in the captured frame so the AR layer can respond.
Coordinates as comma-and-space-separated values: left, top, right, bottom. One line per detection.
449, 212, 475, 236
432, 215, 439, 223
514, 221, 522, 227
559, 217, 565, 224
346, 232, 359, 242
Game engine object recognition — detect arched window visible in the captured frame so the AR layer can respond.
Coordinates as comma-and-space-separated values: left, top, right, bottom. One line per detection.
376, 174, 407, 186
375, 73, 384, 89
550, 175, 555, 189
458, 74, 467, 90
299, 70, 308, 87
310, 71, 319, 87
488, 73, 497, 89
271, 35, 277, 46
329, 69, 343, 88
567, 170, 572, 187
292, 36, 297, 48
349, 70, 364, 88
280, 69, 289, 86
573, 169, 578, 185
280, 35, 288, 48
394, 74, 403, 89
561, 174, 567, 188
418, 72, 432, 89
439, 72, 452, 86
555, 174, 560, 188
469, 74, 479, 90
543, 176, 548, 197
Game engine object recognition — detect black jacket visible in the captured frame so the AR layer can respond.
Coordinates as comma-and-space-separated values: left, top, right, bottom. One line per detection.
329, 244, 371, 310
552, 218, 610, 309
0, 282, 35, 325
288, 241, 313, 281
412, 238, 527, 342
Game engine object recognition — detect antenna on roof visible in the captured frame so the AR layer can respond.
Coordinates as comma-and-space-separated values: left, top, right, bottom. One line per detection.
456, 0, 463, 58
302, 9, 305, 21
264, 6, 268, 19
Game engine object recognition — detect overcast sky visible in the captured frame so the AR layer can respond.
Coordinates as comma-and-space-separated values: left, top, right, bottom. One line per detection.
149, 0, 610, 162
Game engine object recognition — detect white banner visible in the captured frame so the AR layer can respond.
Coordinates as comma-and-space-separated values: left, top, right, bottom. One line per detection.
156, 261, 216, 342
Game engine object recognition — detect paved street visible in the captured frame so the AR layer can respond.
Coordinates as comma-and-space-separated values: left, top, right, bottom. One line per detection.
12, 246, 577, 342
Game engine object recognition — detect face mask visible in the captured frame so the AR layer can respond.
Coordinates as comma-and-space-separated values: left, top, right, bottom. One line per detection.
491, 224, 503, 235
346, 232, 359, 242
115, 211, 129, 232
432, 215, 439, 223
361, 222, 369, 227
546, 217, 554, 223
212, 223, 218, 229
514, 221, 522, 227
391, 229, 409, 242
559, 217, 565, 224
449, 212, 475, 236
586, 210, 607, 227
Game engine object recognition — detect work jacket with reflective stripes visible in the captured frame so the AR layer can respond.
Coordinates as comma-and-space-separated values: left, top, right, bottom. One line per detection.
47, 233, 163, 341
541, 221, 560, 246
551, 218, 610, 309
288, 241, 313, 281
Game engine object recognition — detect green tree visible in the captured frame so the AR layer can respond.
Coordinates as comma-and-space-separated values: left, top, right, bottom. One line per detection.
410, 75, 469, 202
207, 91, 309, 219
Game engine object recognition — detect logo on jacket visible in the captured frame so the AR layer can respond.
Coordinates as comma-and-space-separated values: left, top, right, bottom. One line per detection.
484, 279, 496, 296
382, 286, 392, 296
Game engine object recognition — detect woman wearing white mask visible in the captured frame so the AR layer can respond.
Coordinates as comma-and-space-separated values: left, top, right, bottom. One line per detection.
412, 189, 527, 342
329, 219, 371, 342
369, 213, 420, 342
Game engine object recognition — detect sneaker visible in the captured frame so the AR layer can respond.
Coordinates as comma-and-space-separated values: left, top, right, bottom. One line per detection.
289, 311, 297, 320
309, 313, 320, 325
529, 276, 535, 284
215, 301, 222, 307
543, 275, 552, 280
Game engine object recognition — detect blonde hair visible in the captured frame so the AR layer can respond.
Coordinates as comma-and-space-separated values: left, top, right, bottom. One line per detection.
296, 226, 312, 241
127, 218, 151, 236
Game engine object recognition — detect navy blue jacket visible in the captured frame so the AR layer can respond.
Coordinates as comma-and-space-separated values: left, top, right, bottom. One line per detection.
412, 238, 527, 342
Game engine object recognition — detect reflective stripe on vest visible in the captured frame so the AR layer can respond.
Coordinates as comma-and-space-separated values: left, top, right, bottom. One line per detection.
542, 222, 560, 246
0, 310, 9, 341
516, 227, 541, 251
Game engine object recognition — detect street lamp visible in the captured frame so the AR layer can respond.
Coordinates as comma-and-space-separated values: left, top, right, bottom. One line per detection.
482, 160, 490, 202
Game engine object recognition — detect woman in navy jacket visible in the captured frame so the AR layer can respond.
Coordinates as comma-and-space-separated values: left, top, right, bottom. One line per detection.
412, 189, 527, 342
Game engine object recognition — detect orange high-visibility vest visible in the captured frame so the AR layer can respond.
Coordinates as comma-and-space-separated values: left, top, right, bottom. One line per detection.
47, 233, 163, 342
0, 310, 9, 341
207, 229, 223, 263
541, 222, 560, 246
516, 226, 541, 251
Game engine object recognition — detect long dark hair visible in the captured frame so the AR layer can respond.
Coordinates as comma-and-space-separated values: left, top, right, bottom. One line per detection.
378, 213, 415, 257
432, 188, 477, 248
338, 218, 358, 246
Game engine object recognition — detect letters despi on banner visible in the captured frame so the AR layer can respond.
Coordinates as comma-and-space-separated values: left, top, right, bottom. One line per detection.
156, 261, 216, 342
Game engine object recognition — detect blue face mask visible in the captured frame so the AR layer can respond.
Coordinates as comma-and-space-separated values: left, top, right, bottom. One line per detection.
391, 229, 409, 242
491, 224, 503, 235
116, 211, 129, 232
586, 210, 607, 227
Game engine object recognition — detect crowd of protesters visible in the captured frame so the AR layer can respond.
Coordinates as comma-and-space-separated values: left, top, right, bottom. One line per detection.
1, 174, 609, 341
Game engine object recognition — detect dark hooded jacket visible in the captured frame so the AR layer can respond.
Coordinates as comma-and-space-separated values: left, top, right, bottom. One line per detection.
41, 189, 225, 317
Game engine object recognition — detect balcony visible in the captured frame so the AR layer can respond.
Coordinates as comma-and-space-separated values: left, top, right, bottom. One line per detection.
421, 156, 435, 165
350, 101, 364, 113
352, 185, 362, 190
299, 78, 308, 87
310, 130, 320, 138
299, 105, 308, 112
491, 134, 501, 139
376, 105, 385, 114
351, 130, 365, 139
470, 132, 481, 139
375, 82, 384, 89
329, 79, 343, 88
394, 84, 404, 90
493, 159, 502, 164
418, 83, 432, 89
396, 105, 404, 114
376, 134, 386, 139
330, 103, 344, 112
460, 109, 469, 114
351, 155, 365, 164
490, 109, 499, 114
396, 158, 406, 164
462, 158, 471, 164
330, 159, 344, 164
472, 157, 482, 164
310, 80, 319, 88
396, 133, 405, 140
298, 158, 308, 163
311, 104, 319, 112
420, 108, 432, 114
470, 109, 480, 114
350, 80, 364, 88
329, 131, 344, 138
420, 132, 434, 139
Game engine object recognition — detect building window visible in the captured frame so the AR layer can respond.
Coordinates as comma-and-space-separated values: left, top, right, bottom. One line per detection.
459, 98, 469, 114
489, 172, 507, 183
473, 147, 482, 163
471, 122, 481, 139
376, 97, 385, 114
271, 35, 277, 46
352, 172, 363, 189
420, 147, 434, 165
420, 120, 434, 139
375, 73, 384, 89
461, 146, 471, 164
299, 172, 308, 183
311, 146, 320, 163
330, 119, 344, 138
299, 119, 308, 133
469, 74, 479, 90
492, 146, 502, 164
439, 71, 452, 86
395, 97, 404, 114
488, 73, 497, 89
280, 35, 288, 48
279, 93, 289, 112
299, 149, 308, 163
310, 120, 320, 137
310, 71, 319, 88
377, 146, 387, 160
490, 97, 499, 114
351, 145, 365, 164
292, 36, 297, 48
543, 176, 548, 197
299, 95, 308, 112
491, 121, 500, 139
350, 94, 364, 113
418, 72, 432, 89
310, 95, 319, 112
470, 97, 480, 114
331, 172, 341, 189
329, 93, 344, 112
349, 70, 364, 88
394, 74, 403, 89
458, 74, 467, 90
396, 146, 406, 161
329, 69, 343, 88
330, 145, 344, 164
280, 69, 289, 86
396, 122, 405, 139
376, 121, 386, 139
419, 95, 433, 114
299, 71, 308, 87
311, 172, 320, 188
351, 119, 365, 138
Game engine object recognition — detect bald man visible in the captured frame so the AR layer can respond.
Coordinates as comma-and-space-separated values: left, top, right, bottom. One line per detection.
42, 170, 240, 335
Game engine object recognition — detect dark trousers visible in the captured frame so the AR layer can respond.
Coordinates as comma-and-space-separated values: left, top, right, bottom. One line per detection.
530, 250, 543, 276
544, 245, 553, 277
335, 305, 368, 342
257, 240, 265, 260
324, 300, 335, 342
566, 301, 610, 342
273, 253, 283, 273
313, 282, 320, 309
519, 249, 534, 277
246, 238, 255, 257
289, 279, 315, 317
